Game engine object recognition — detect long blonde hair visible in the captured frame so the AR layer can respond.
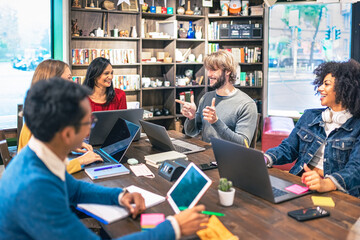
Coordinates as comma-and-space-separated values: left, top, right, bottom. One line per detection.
204, 50, 237, 84
31, 59, 69, 87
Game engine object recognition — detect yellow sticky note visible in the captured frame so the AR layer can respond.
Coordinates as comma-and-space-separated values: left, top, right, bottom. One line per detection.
311, 196, 335, 207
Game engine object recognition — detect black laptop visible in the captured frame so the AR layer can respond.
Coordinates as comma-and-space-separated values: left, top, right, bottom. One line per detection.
89, 109, 144, 146
82, 117, 140, 168
211, 138, 312, 204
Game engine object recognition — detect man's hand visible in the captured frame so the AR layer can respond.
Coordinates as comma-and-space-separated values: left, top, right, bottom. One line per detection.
77, 151, 103, 165
74, 142, 93, 153
175, 95, 197, 120
174, 205, 209, 236
302, 164, 336, 192
202, 98, 218, 124
120, 192, 146, 219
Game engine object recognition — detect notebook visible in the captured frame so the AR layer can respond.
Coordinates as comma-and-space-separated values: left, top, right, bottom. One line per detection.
84, 163, 130, 180
77, 185, 166, 224
83, 117, 140, 169
167, 162, 212, 214
139, 120, 205, 154
89, 109, 144, 145
211, 138, 312, 204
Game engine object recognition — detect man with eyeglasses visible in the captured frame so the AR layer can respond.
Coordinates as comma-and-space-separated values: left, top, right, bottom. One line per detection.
0, 78, 208, 239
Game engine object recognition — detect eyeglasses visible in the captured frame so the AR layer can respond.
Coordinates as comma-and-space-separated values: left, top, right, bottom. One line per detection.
77, 114, 98, 129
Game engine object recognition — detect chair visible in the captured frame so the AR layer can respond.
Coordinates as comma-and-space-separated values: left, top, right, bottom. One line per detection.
17, 104, 23, 148
0, 130, 12, 168
262, 116, 295, 171
250, 113, 261, 149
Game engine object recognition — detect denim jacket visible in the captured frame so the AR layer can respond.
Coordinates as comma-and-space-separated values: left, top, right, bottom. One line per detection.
266, 109, 360, 197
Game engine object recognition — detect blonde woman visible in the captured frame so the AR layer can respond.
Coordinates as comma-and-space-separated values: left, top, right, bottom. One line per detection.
18, 59, 102, 173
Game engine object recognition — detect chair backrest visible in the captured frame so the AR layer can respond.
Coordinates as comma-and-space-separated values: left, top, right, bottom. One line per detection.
250, 113, 261, 148
17, 104, 23, 147
0, 130, 12, 168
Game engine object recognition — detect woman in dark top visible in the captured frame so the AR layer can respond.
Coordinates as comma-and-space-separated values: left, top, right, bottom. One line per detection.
83, 57, 127, 112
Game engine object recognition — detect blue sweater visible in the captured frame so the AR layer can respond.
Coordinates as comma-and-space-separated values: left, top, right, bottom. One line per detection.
0, 146, 175, 240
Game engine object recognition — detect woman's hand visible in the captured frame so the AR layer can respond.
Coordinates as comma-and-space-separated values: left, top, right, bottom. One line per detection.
74, 142, 93, 153
77, 151, 103, 165
302, 164, 336, 193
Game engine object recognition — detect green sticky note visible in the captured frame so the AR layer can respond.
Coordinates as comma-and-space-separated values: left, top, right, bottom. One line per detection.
311, 196, 335, 207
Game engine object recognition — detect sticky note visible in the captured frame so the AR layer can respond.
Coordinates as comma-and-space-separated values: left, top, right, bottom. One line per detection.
285, 184, 309, 195
311, 196, 335, 207
141, 213, 165, 229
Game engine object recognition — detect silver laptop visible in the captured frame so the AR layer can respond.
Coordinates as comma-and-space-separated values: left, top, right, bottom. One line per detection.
139, 120, 205, 155
89, 109, 144, 146
81, 117, 139, 168
211, 138, 312, 203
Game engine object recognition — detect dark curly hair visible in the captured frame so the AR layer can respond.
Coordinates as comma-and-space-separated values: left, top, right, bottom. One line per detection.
83, 57, 115, 106
313, 59, 360, 118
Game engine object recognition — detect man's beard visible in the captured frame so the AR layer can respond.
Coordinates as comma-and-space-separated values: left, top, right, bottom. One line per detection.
211, 71, 227, 89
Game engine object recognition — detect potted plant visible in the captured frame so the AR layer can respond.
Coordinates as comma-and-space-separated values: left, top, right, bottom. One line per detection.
218, 178, 235, 207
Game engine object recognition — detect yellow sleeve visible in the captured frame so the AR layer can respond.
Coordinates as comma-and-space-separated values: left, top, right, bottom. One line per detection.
66, 158, 82, 174
18, 123, 32, 153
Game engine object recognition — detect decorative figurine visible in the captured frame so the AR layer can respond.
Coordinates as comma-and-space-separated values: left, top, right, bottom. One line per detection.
229, 0, 241, 15
178, 24, 187, 38
185, 0, 194, 15
193, 4, 201, 15
71, 19, 80, 36
142, 3, 149, 12
187, 21, 195, 38
72, 0, 81, 8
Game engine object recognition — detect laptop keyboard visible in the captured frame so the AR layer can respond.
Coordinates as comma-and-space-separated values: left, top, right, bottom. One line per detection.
272, 187, 288, 198
94, 149, 113, 163
173, 144, 192, 153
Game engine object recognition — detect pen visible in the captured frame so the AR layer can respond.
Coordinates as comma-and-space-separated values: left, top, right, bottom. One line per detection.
94, 164, 122, 171
179, 207, 225, 216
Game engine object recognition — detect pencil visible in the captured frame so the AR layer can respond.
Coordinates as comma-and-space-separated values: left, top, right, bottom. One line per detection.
244, 139, 249, 148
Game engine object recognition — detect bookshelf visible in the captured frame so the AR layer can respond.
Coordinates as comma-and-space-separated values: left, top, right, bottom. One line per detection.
69, 0, 264, 130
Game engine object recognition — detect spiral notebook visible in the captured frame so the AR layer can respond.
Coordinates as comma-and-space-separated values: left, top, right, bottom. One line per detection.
77, 185, 166, 224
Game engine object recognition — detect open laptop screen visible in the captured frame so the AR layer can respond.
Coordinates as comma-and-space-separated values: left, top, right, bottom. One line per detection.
101, 118, 139, 161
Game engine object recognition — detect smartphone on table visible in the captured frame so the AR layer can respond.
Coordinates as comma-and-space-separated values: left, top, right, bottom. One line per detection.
288, 206, 330, 221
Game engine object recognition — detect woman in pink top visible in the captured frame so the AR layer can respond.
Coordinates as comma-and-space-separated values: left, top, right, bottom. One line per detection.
83, 57, 127, 112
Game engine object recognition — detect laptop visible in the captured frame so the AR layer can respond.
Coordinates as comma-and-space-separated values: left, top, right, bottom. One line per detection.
89, 109, 144, 146
167, 162, 212, 214
139, 120, 205, 154
83, 117, 140, 169
211, 138, 312, 204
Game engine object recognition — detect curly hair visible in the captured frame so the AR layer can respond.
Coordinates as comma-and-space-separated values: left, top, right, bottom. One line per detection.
313, 59, 360, 118
82, 57, 115, 106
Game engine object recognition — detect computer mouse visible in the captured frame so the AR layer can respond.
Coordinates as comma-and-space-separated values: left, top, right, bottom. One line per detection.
127, 158, 139, 165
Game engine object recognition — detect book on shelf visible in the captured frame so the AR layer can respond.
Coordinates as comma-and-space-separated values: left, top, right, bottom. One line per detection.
113, 75, 140, 90
72, 48, 136, 65
77, 185, 166, 224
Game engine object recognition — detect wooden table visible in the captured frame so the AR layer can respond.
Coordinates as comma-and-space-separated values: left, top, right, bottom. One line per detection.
73, 131, 360, 240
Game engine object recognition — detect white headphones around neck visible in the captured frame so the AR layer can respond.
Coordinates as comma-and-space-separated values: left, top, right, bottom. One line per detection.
322, 108, 352, 125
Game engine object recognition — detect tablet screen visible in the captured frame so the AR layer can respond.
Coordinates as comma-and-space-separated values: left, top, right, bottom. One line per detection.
167, 163, 212, 213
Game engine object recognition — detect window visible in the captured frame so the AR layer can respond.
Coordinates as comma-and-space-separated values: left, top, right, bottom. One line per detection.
0, 0, 51, 129
268, 3, 352, 117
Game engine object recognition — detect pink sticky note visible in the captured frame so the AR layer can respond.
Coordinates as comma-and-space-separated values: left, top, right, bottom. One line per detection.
140, 213, 165, 227
285, 184, 309, 195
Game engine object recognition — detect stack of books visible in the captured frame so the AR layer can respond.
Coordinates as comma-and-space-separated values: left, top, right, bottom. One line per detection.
141, 213, 165, 231
145, 151, 188, 168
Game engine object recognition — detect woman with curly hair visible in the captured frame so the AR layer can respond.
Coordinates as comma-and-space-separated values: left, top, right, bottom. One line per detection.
82, 57, 127, 112
265, 59, 360, 197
